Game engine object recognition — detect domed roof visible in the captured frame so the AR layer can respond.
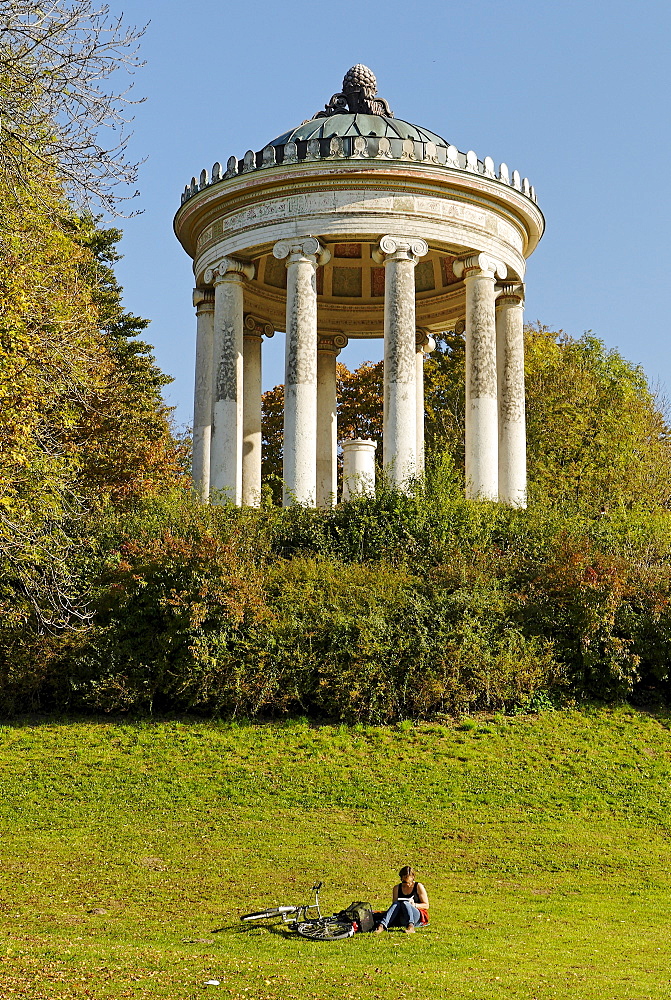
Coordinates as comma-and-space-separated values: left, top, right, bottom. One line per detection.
268, 65, 450, 151
269, 113, 449, 150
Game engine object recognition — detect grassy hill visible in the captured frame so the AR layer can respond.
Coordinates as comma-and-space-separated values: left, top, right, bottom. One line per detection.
1, 708, 670, 999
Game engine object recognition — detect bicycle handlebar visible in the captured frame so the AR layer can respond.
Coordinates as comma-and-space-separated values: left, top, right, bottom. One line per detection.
312, 881, 323, 892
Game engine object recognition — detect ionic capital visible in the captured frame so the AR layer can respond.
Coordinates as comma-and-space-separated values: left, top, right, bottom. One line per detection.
204, 258, 255, 285
496, 282, 525, 306
193, 287, 215, 310
452, 253, 507, 281
273, 237, 331, 267
243, 314, 275, 340
318, 333, 348, 355
372, 235, 429, 264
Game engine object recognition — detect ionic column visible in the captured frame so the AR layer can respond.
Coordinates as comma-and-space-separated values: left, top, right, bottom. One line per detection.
453, 252, 507, 500
273, 237, 331, 506
206, 258, 254, 505
242, 314, 274, 507
373, 235, 429, 487
415, 331, 436, 475
317, 334, 348, 508
496, 284, 526, 507
192, 288, 215, 501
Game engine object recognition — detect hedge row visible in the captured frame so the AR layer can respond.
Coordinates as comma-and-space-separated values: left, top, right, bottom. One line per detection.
2, 478, 671, 721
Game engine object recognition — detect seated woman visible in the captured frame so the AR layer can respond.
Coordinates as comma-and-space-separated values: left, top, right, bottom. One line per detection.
374, 865, 429, 934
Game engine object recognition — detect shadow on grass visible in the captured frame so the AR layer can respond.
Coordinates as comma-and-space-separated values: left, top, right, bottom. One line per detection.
211, 921, 296, 939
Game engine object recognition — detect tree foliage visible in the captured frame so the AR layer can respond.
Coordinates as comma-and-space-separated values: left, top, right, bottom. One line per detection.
0, 0, 145, 213
422, 323, 671, 513
524, 325, 671, 510
337, 359, 383, 449
0, 140, 183, 628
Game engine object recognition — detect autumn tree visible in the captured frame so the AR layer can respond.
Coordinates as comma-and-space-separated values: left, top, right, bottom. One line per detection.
0, 0, 146, 213
337, 360, 383, 451
0, 52, 183, 623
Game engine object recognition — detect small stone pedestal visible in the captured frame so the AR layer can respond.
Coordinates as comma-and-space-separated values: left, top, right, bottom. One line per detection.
341, 439, 377, 501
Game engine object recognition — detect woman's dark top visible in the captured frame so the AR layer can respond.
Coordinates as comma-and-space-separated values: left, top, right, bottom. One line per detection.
397, 883, 421, 904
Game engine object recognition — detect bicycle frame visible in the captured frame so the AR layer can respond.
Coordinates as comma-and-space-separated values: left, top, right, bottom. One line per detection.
241, 880, 325, 926
285, 880, 323, 924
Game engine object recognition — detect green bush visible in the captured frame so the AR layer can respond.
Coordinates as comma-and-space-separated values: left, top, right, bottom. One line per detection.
2, 481, 671, 720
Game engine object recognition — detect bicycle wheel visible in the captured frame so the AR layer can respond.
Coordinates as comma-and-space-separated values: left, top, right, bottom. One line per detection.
240, 906, 297, 922
296, 918, 354, 941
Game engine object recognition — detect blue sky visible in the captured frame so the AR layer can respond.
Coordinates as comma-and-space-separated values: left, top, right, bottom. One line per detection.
112, 0, 671, 428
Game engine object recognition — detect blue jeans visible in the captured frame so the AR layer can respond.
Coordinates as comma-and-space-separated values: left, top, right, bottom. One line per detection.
378, 899, 422, 929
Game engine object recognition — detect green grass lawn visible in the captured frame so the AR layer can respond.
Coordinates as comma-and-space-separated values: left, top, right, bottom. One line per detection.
1, 707, 670, 999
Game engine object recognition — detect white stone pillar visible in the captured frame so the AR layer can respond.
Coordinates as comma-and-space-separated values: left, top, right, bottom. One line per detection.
192, 288, 215, 501
415, 331, 436, 475
206, 258, 254, 505
316, 334, 347, 508
273, 237, 331, 506
373, 235, 428, 487
453, 252, 507, 501
242, 315, 274, 507
496, 284, 527, 507
341, 439, 377, 500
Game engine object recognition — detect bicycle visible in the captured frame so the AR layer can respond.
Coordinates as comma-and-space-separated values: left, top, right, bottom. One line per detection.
240, 881, 355, 941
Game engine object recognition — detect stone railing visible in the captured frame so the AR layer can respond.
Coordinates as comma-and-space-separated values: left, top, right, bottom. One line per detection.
180, 134, 537, 207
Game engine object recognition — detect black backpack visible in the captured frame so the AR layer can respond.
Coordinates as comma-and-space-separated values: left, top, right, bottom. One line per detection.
337, 900, 375, 933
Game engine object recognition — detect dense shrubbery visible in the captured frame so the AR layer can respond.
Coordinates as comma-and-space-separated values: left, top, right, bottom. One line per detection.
3, 473, 671, 721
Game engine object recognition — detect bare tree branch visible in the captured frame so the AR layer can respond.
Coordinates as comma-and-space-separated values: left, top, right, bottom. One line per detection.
0, 0, 147, 214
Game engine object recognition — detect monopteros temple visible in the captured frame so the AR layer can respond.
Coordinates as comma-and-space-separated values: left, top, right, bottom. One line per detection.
174, 65, 544, 508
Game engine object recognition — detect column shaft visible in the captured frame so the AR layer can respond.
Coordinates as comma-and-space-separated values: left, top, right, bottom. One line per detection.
274, 238, 330, 506
242, 329, 263, 506
496, 288, 527, 507
208, 259, 253, 504
192, 289, 214, 501
416, 348, 425, 475
316, 337, 345, 508
376, 236, 428, 487
455, 253, 506, 500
